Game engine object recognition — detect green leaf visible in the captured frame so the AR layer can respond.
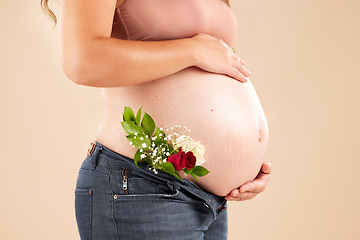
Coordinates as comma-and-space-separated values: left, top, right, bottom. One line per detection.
135, 106, 143, 126
192, 166, 210, 177
153, 126, 167, 145
167, 141, 173, 152
161, 162, 183, 181
121, 120, 143, 135
141, 112, 156, 138
161, 162, 175, 174
190, 172, 199, 182
174, 172, 183, 181
126, 134, 151, 149
134, 149, 141, 167
123, 106, 136, 122
183, 166, 195, 175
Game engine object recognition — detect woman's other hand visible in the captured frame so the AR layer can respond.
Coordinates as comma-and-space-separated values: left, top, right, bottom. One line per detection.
224, 161, 271, 201
190, 32, 251, 83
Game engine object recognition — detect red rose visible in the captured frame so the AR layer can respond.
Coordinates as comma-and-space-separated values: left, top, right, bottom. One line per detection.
167, 147, 186, 171
185, 151, 197, 169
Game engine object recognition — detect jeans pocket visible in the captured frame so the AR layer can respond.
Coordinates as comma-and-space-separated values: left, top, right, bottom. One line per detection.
74, 188, 93, 240
111, 167, 179, 200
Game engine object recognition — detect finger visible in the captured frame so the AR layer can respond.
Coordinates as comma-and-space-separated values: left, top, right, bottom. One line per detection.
230, 188, 241, 197
219, 39, 247, 67
240, 174, 269, 193
234, 54, 246, 66
261, 161, 272, 174
230, 54, 251, 77
239, 184, 252, 193
232, 192, 258, 201
234, 60, 251, 77
227, 68, 248, 83
223, 188, 238, 198
224, 196, 234, 201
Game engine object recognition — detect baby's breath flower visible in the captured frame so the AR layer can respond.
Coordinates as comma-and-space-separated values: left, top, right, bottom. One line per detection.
141, 143, 147, 148
134, 136, 137, 139
140, 154, 145, 158
166, 128, 169, 131
159, 133, 162, 136
134, 132, 138, 136
139, 149, 143, 152
129, 142, 133, 145
145, 135, 148, 138
140, 137, 144, 140
164, 137, 167, 140
165, 152, 169, 156
160, 128, 163, 131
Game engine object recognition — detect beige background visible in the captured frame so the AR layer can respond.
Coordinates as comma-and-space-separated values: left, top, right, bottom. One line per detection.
1, 0, 359, 239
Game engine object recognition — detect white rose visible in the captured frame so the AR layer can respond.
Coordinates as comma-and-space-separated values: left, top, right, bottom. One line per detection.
175, 135, 206, 165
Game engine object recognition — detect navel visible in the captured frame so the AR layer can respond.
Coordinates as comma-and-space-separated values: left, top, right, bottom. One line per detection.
258, 129, 264, 142
258, 122, 265, 143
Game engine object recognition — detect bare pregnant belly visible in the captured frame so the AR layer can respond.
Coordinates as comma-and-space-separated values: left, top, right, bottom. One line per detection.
96, 66, 269, 196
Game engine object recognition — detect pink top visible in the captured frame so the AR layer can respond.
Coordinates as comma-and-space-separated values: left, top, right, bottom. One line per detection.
111, 0, 238, 47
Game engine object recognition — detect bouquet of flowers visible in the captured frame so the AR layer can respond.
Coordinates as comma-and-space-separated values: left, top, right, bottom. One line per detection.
121, 106, 209, 182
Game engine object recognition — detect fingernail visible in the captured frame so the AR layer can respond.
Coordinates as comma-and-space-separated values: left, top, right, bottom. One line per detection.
247, 70, 251, 76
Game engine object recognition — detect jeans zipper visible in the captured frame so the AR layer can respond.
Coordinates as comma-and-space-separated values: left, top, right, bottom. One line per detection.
122, 168, 128, 195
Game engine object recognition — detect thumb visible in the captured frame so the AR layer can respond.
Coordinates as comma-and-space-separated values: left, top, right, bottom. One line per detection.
261, 162, 271, 174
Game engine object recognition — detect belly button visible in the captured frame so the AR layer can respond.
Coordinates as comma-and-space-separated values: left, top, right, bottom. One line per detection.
258, 129, 263, 142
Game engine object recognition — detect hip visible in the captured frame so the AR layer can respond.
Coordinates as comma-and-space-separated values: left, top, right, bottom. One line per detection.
74, 140, 228, 239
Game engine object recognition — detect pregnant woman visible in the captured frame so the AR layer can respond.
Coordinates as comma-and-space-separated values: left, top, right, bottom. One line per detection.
41, 0, 272, 239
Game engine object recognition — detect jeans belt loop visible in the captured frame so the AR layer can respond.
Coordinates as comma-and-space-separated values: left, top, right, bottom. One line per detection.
87, 140, 102, 170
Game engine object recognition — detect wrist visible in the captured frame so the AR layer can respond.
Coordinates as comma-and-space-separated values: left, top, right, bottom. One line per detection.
183, 37, 202, 67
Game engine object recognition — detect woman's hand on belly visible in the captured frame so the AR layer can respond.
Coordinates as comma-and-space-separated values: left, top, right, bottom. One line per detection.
190, 32, 251, 83
224, 161, 272, 201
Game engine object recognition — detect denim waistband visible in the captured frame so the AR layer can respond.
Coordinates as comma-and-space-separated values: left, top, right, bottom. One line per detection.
88, 140, 227, 219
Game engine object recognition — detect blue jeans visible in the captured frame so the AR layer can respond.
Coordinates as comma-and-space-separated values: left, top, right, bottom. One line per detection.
74, 140, 228, 240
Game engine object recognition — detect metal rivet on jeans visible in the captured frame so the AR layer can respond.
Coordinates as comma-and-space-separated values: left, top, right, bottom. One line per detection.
203, 202, 210, 208
114, 194, 118, 199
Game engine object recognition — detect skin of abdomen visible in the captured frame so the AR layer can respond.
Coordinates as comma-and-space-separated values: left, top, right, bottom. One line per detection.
96, 66, 269, 196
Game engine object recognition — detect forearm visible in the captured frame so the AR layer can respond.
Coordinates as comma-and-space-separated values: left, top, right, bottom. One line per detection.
68, 37, 198, 87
